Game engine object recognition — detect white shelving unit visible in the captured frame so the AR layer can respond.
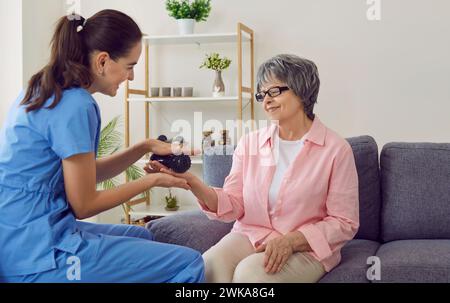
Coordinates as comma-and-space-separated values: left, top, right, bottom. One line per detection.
127, 96, 253, 110
143, 32, 250, 45
123, 23, 255, 224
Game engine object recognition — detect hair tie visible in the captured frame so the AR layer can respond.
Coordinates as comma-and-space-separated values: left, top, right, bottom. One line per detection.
76, 19, 87, 33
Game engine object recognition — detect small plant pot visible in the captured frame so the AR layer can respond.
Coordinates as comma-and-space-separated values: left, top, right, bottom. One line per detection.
177, 19, 195, 35
165, 205, 180, 211
165, 191, 179, 211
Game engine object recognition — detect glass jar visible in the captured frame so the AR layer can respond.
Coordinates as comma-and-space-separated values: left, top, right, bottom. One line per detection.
218, 130, 231, 145
202, 130, 214, 151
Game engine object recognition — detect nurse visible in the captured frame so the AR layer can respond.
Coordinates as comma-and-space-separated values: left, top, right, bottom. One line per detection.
0, 10, 204, 282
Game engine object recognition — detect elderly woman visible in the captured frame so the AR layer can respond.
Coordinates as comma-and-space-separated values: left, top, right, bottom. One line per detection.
152, 54, 359, 283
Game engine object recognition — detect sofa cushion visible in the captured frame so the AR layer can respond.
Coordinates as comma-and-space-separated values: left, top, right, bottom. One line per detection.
146, 210, 233, 253
202, 145, 235, 187
380, 143, 450, 242
346, 136, 382, 241
319, 239, 380, 283
374, 240, 450, 283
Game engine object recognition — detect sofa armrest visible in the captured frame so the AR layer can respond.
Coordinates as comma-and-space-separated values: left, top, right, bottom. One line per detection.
146, 210, 234, 253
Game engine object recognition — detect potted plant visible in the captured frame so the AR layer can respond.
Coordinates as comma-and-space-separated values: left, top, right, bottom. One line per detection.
96, 116, 148, 221
164, 189, 179, 211
165, 0, 212, 35
200, 52, 232, 97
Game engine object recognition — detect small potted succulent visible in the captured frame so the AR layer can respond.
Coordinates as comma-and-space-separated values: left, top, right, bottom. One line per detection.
164, 189, 179, 211
165, 0, 212, 35
200, 52, 232, 97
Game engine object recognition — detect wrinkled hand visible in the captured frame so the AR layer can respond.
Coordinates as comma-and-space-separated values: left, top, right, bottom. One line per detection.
255, 236, 294, 274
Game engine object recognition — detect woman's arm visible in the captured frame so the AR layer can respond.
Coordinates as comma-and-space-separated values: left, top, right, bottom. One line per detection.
96, 141, 148, 183
63, 152, 190, 220
96, 139, 194, 183
297, 144, 359, 261
285, 231, 312, 252
144, 161, 219, 212
174, 171, 219, 212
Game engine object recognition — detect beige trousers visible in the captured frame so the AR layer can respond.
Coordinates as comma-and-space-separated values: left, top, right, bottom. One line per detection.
202, 232, 326, 283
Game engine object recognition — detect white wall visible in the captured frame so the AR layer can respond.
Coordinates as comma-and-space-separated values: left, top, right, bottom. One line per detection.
0, 0, 23, 125
22, 0, 64, 88
0, 0, 64, 126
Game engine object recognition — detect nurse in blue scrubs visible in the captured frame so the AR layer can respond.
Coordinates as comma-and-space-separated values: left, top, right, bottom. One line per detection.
0, 10, 204, 283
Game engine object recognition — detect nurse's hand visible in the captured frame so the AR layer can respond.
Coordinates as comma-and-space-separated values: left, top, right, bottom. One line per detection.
141, 139, 199, 156
144, 173, 191, 190
143, 160, 163, 174
144, 160, 196, 184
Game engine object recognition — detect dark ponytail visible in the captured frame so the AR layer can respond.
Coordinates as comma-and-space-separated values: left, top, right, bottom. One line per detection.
21, 10, 142, 112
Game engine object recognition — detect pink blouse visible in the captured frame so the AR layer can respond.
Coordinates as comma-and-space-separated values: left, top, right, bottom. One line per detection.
198, 117, 359, 272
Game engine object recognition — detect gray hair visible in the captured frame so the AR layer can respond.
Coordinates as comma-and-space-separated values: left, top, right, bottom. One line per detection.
256, 54, 320, 120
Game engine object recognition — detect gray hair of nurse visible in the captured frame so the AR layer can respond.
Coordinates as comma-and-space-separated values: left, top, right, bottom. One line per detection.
256, 54, 320, 121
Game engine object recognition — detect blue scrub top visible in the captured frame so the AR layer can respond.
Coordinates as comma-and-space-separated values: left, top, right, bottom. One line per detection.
0, 88, 101, 276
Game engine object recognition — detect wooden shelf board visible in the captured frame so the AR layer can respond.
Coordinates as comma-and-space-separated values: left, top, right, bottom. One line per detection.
143, 32, 250, 45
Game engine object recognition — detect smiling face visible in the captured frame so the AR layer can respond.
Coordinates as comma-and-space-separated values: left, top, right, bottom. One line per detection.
89, 41, 142, 96
259, 78, 305, 123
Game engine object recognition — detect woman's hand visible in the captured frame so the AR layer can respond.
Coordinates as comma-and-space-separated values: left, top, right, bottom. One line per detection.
255, 236, 294, 274
143, 172, 191, 190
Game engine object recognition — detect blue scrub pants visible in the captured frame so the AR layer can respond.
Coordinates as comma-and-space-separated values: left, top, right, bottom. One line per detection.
2, 221, 205, 283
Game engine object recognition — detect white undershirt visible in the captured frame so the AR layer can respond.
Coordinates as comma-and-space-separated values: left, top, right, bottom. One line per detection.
268, 131, 305, 213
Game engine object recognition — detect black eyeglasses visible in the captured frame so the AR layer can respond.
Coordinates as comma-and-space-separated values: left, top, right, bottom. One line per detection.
255, 86, 289, 102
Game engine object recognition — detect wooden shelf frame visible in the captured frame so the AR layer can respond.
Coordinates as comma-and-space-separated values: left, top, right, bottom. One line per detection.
123, 23, 255, 223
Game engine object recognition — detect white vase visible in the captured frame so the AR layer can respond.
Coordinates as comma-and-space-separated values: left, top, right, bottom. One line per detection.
177, 19, 195, 35
212, 70, 225, 97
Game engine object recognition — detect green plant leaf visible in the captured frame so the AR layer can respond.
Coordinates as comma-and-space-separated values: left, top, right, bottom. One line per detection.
200, 52, 232, 71
166, 0, 211, 22
97, 116, 123, 158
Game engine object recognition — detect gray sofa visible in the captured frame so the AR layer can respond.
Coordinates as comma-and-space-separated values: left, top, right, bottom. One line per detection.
147, 136, 450, 283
